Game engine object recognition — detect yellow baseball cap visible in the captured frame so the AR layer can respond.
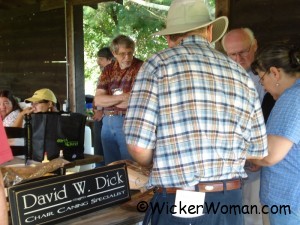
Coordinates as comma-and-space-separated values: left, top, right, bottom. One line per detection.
25, 88, 57, 103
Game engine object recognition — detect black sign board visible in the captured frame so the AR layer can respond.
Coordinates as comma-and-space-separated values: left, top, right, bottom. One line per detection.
8, 163, 130, 225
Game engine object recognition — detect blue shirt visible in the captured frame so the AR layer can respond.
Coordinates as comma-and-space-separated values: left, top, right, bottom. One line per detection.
260, 79, 300, 211
124, 36, 267, 187
247, 69, 266, 103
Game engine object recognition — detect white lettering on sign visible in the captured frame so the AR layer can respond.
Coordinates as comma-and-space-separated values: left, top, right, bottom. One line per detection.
25, 211, 54, 223
72, 181, 86, 195
95, 171, 124, 190
57, 201, 89, 213
90, 190, 126, 204
22, 185, 68, 209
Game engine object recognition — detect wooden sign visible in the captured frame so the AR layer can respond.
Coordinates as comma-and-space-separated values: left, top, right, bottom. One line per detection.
8, 163, 130, 225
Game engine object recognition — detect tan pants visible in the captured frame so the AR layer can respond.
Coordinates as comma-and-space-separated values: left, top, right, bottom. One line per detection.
262, 207, 270, 225
243, 171, 263, 225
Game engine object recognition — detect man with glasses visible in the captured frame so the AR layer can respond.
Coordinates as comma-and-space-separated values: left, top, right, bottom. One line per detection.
222, 28, 275, 225
222, 28, 265, 103
94, 35, 143, 165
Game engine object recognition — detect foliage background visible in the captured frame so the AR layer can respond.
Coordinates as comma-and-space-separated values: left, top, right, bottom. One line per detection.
83, 0, 215, 94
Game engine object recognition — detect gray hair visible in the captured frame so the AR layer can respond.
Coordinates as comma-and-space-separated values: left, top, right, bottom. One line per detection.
251, 44, 300, 77
221, 27, 256, 51
110, 35, 135, 54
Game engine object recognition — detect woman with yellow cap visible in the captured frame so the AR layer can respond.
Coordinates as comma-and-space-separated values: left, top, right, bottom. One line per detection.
14, 88, 58, 127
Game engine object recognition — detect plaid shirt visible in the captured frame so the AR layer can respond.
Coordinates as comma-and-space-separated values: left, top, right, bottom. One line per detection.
124, 36, 267, 187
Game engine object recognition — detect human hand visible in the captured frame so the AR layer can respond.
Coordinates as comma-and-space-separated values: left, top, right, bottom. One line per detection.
21, 107, 34, 116
116, 93, 130, 108
92, 110, 103, 121
244, 160, 262, 172
121, 93, 130, 102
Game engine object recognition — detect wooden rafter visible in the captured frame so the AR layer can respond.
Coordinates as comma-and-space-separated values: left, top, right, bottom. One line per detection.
0, 0, 123, 14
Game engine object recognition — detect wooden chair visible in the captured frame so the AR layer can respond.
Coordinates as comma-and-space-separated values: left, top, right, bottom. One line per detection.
4, 114, 33, 165
4, 115, 67, 175
5, 126, 26, 156
4, 114, 102, 173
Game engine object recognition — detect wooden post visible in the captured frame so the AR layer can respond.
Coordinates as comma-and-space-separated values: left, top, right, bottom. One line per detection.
65, 0, 76, 112
215, 0, 230, 51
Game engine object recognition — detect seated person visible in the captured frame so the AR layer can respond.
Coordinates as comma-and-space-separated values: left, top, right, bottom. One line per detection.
0, 90, 22, 127
14, 88, 58, 127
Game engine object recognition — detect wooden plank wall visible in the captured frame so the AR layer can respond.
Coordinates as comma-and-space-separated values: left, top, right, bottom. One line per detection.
0, 9, 67, 107
216, 0, 300, 50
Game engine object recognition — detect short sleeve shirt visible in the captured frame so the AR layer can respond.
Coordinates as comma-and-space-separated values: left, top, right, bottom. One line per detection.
260, 79, 300, 210
97, 57, 143, 111
124, 36, 267, 187
3, 110, 20, 127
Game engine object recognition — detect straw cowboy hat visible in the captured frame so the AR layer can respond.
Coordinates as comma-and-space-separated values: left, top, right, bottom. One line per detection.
154, 0, 229, 43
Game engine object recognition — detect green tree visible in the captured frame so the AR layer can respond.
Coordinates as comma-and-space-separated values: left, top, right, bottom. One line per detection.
83, 0, 215, 90
83, 1, 170, 81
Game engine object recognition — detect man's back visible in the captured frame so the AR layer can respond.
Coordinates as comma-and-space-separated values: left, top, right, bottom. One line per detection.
125, 36, 266, 186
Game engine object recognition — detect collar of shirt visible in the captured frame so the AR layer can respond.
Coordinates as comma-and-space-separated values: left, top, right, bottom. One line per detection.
180, 35, 211, 47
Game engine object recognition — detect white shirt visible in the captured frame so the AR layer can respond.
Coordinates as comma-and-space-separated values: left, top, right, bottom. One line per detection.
247, 70, 265, 103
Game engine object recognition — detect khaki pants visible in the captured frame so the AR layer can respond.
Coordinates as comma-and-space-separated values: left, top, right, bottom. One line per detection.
262, 207, 270, 225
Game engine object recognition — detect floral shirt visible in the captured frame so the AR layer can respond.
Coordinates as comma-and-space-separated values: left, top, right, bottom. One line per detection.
97, 57, 143, 111
3, 110, 20, 127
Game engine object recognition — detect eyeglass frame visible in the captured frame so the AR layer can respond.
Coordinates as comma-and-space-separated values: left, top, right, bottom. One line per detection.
228, 42, 253, 60
259, 70, 269, 86
116, 51, 134, 58
31, 100, 49, 107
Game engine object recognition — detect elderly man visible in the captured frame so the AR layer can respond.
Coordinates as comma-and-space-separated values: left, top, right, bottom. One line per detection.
222, 28, 275, 122
123, 1, 267, 224
94, 35, 143, 165
222, 28, 275, 225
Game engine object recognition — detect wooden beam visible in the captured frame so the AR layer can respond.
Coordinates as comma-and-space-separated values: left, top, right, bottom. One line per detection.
40, 0, 64, 11
215, 0, 230, 18
0, 0, 37, 8
40, 0, 122, 11
215, 0, 230, 51
65, 0, 76, 112
71, 0, 123, 6
0, 3, 40, 17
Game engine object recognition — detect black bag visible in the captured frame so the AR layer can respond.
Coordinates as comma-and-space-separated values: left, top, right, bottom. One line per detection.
57, 113, 86, 161
31, 112, 86, 162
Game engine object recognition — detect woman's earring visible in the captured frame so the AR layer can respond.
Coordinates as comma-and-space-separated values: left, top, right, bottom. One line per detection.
48, 107, 52, 112
276, 83, 279, 87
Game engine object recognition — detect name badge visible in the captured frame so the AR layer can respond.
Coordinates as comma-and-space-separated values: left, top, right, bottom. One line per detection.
172, 190, 205, 218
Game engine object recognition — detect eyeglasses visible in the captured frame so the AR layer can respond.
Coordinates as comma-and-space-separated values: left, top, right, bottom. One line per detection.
228, 43, 252, 60
259, 70, 269, 86
117, 51, 134, 58
31, 100, 49, 107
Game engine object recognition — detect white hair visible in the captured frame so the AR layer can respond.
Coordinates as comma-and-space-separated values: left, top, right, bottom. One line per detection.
221, 27, 256, 51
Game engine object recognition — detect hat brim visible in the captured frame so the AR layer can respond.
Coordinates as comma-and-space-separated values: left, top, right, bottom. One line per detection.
25, 97, 43, 103
25, 96, 57, 103
154, 16, 228, 43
